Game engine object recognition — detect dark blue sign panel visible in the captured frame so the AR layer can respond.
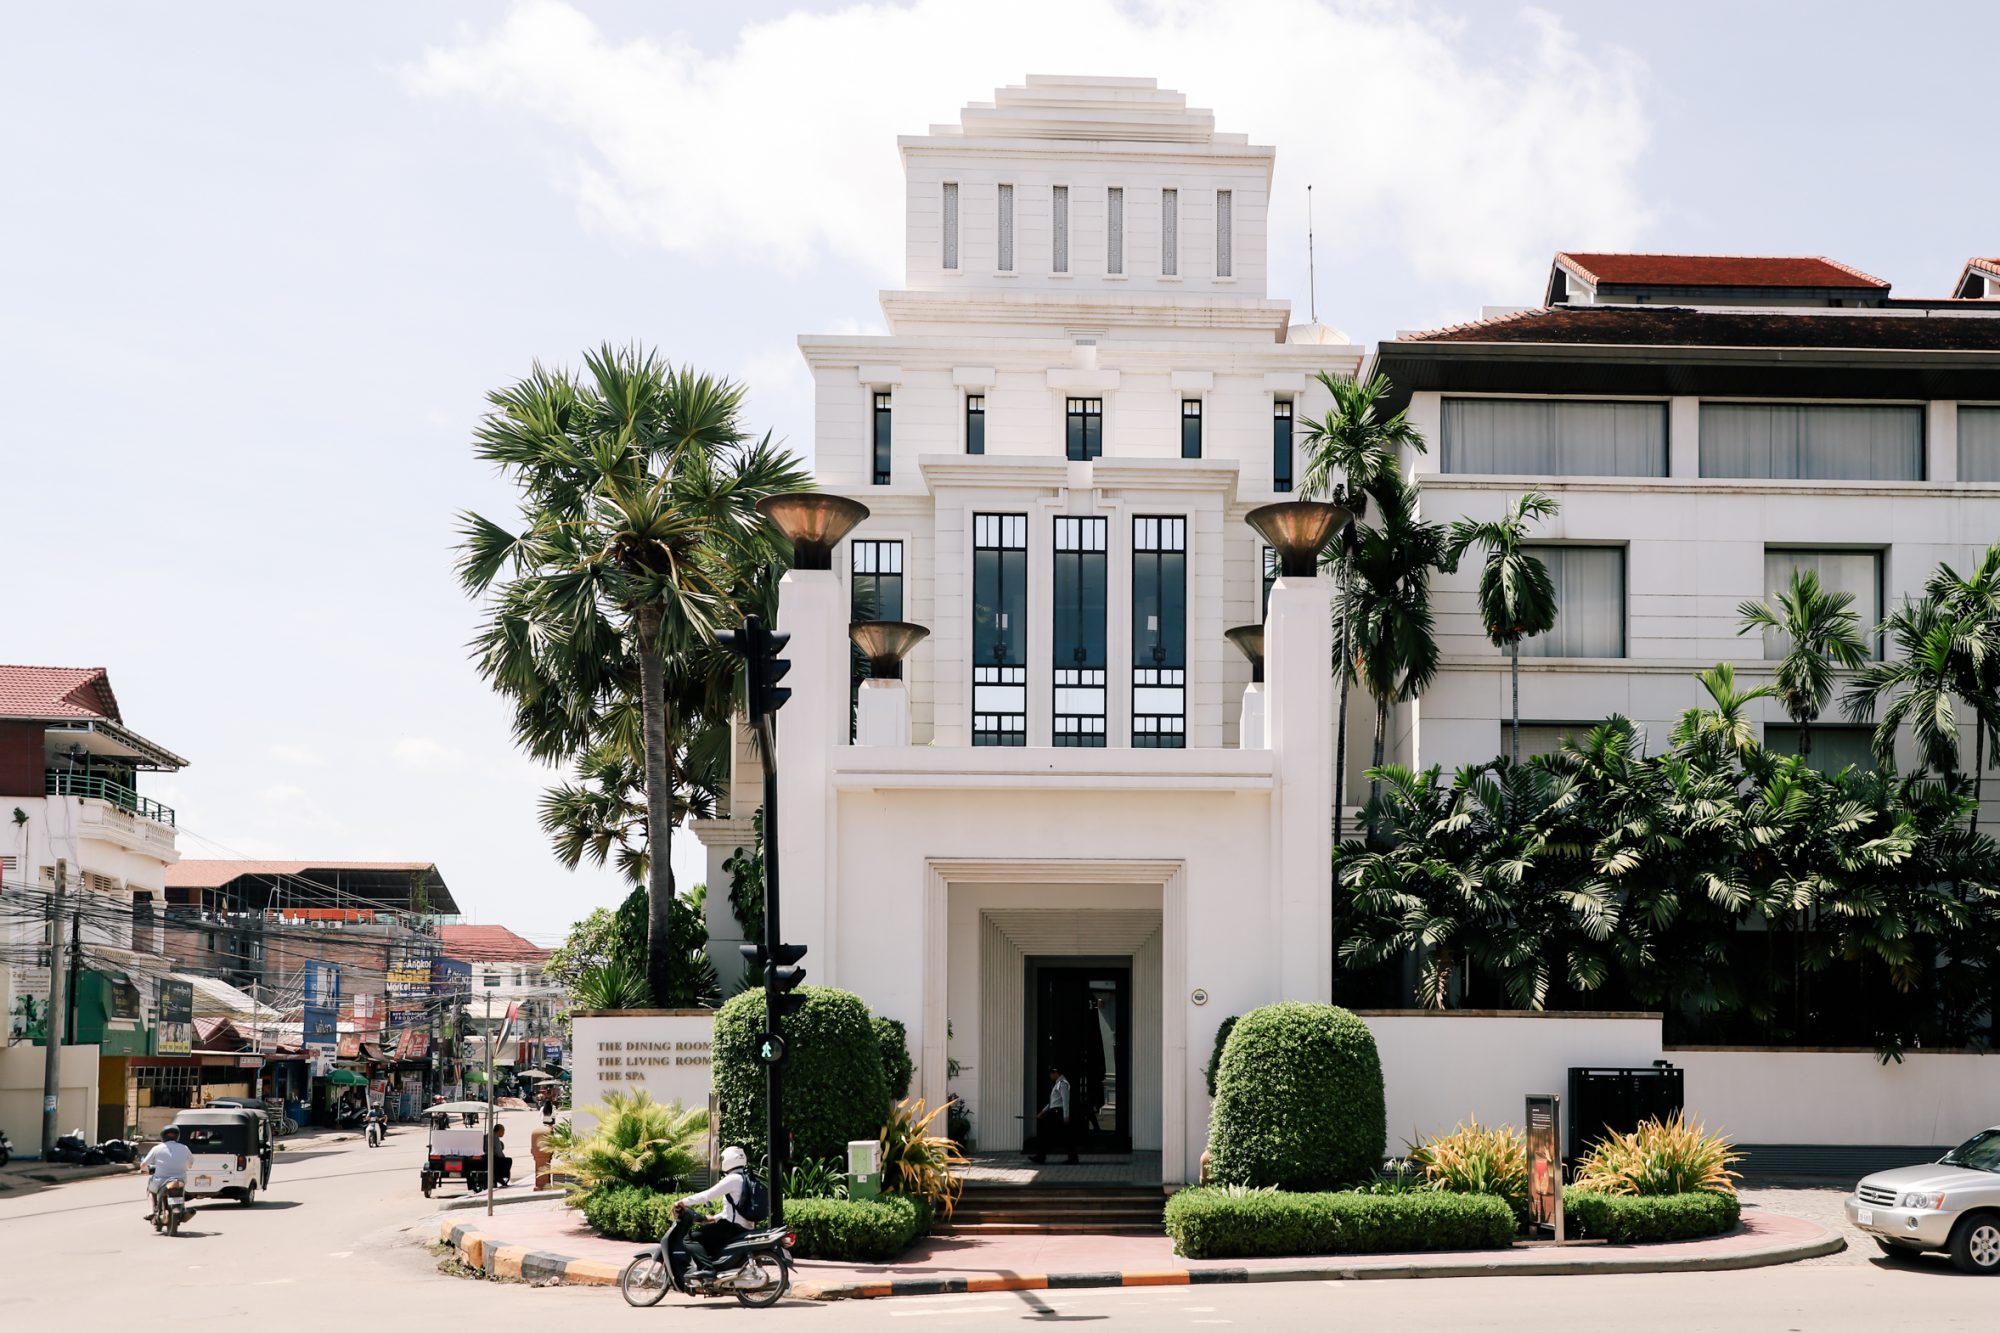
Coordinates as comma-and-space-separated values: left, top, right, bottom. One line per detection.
302, 960, 341, 1051
386, 948, 434, 1030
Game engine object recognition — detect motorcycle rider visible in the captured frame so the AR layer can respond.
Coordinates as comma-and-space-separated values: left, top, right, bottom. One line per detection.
364, 1102, 387, 1146
140, 1125, 192, 1221
675, 1145, 752, 1274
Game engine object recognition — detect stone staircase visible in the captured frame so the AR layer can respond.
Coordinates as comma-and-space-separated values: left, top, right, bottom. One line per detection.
945, 1183, 1167, 1236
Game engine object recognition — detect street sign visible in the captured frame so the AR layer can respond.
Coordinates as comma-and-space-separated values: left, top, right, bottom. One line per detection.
756, 1033, 787, 1065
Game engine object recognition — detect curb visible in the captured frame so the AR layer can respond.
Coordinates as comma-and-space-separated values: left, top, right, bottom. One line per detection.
434, 1215, 1845, 1299
440, 1189, 568, 1212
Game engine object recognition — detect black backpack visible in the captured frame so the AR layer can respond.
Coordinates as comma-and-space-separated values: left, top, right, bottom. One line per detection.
738, 1172, 770, 1223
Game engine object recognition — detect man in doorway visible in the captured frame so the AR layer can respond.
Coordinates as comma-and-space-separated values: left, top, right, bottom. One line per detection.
1030, 1065, 1078, 1164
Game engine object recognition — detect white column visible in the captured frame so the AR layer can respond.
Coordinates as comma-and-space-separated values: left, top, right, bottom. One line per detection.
1265, 573, 1334, 1003
855, 678, 911, 747
775, 568, 846, 986
1239, 681, 1267, 749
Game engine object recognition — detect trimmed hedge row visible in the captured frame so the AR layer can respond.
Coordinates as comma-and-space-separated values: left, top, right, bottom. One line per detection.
1564, 1189, 1740, 1243
578, 1186, 932, 1262
1165, 1187, 1516, 1259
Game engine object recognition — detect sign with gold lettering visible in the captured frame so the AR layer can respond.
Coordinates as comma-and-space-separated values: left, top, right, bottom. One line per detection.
570, 1012, 717, 1145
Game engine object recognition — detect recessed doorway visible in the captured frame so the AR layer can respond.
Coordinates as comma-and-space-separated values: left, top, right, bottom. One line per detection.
1024, 957, 1131, 1155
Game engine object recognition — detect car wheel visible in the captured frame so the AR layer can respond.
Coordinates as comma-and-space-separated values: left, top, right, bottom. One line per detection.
1950, 1215, 2000, 1274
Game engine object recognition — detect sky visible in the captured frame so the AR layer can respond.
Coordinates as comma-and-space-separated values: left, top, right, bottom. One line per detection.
5, 1, 1997, 942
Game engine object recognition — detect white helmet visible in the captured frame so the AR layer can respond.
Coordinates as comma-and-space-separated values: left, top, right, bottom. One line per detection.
720, 1145, 748, 1172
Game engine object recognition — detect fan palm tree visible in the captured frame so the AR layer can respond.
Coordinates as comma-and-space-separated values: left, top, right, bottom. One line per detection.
1445, 493, 1562, 765
1735, 568, 1868, 762
1923, 546, 2000, 827
458, 345, 810, 1004
1299, 371, 1425, 838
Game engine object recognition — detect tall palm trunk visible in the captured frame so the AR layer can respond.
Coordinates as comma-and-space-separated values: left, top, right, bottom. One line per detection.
1974, 718, 1988, 834
636, 603, 676, 1006
1370, 693, 1389, 803
1798, 711, 1813, 761
1509, 639, 1521, 765
1334, 562, 1353, 843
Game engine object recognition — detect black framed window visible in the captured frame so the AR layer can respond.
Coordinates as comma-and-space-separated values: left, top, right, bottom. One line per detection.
1261, 546, 1277, 618
1133, 517, 1187, 747
965, 394, 985, 455
1181, 399, 1202, 459
851, 540, 904, 624
1272, 400, 1294, 492
973, 514, 1028, 746
1066, 397, 1103, 461
873, 392, 892, 485
1052, 517, 1108, 747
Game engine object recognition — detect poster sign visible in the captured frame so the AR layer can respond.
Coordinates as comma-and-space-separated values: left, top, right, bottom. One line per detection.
303, 961, 341, 1051
570, 1013, 715, 1142
155, 979, 194, 1055
386, 949, 434, 1030
396, 1029, 430, 1061
1525, 1092, 1564, 1240
543, 1040, 563, 1067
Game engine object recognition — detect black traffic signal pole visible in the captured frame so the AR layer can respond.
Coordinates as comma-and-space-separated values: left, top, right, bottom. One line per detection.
754, 704, 786, 1226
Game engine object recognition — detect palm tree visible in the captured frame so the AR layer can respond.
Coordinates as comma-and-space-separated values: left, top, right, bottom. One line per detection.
1670, 663, 1776, 763
458, 345, 810, 1004
1923, 546, 2000, 827
1345, 476, 1450, 798
1299, 371, 1425, 838
1445, 493, 1562, 765
1735, 568, 1868, 762
1842, 597, 1981, 786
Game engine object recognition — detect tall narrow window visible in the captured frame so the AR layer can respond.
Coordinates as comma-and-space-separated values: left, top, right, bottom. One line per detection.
1107, 187, 1124, 275
973, 514, 1028, 746
1161, 188, 1178, 276
942, 182, 959, 270
851, 540, 905, 726
1181, 399, 1203, 459
1066, 397, 1103, 461
965, 394, 986, 455
872, 392, 893, 485
1133, 517, 1188, 748
1272, 400, 1294, 492
1052, 517, 1108, 747
997, 183, 1014, 272
1215, 189, 1233, 278
1052, 185, 1069, 273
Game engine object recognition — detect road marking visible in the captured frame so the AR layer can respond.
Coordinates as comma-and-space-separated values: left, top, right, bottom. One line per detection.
328, 1250, 353, 1259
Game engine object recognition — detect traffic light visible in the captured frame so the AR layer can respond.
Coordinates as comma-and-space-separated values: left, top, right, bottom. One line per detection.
739, 941, 809, 1016
719, 615, 793, 722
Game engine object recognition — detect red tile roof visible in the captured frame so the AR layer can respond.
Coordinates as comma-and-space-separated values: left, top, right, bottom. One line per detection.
1955, 258, 2000, 292
1403, 305, 2000, 350
437, 924, 550, 965
0, 665, 121, 722
1557, 252, 1888, 291
165, 859, 436, 888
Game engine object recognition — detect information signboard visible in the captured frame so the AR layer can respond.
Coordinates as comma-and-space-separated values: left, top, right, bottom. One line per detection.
570, 1012, 716, 1146
1525, 1092, 1564, 1241
155, 979, 194, 1055
303, 960, 341, 1051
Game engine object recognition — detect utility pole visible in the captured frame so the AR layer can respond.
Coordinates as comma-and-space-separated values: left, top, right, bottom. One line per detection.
483, 989, 495, 1218
65, 903, 82, 1043
40, 859, 68, 1158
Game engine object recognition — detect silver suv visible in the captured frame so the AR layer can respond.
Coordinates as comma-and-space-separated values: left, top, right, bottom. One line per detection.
1847, 1127, 2000, 1273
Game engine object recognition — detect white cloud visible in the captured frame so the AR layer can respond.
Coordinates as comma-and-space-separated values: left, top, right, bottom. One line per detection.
406, 0, 1650, 292
393, 736, 464, 769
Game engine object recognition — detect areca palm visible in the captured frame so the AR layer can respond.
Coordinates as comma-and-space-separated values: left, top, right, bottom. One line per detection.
1445, 492, 1561, 765
1670, 663, 1775, 763
1842, 597, 1983, 784
1736, 568, 1868, 761
1299, 371, 1425, 840
1923, 546, 2000, 827
1345, 476, 1449, 798
458, 345, 810, 1004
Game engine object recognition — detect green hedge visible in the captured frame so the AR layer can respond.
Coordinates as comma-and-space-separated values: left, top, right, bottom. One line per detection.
1165, 1187, 1516, 1259
1563, 1189, 1740, 1243
1207, 1003, 1385, 1190
715, 985, 890, 1164
1203, 1015, 1238, 1100
579, 1184, 678, 1242
874, 1017, 913, 1101
785, 1194, 930, 1262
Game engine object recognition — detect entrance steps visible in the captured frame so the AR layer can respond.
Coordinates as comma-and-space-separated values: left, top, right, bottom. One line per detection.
946, 1184, 1166, 1236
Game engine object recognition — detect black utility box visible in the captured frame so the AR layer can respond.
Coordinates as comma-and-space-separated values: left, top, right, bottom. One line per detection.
1566, 1064, 1685, 1161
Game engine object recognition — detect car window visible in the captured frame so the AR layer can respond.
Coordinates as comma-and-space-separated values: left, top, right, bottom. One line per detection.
1942, 1129, 2000, 1172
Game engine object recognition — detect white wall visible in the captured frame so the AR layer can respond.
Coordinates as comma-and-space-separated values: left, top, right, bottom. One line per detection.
0, 1043, 101, 1155
1672, 1048, 2000, 1148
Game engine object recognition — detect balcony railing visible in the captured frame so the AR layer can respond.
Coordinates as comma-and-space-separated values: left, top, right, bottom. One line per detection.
46, 770, 176, 827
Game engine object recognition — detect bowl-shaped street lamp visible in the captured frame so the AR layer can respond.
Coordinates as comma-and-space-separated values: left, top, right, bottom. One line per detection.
1244, 500, 1350, 577
1224, 624, 1265, 683
849, 620, 930, 680
757, 493, 871, 570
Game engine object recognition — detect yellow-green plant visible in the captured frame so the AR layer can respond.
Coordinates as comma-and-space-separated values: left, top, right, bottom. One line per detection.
1408, 1118, 1528, 1225
556, 1089, 709, 1196
879, 1097, 968, 1219
1572, 1113, 1742, 1197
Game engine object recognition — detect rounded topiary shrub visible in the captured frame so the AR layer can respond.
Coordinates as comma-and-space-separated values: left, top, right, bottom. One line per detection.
873, 1017, 913, 1101
1206, 1002, 1385, 1190
716, 985, 890, 1164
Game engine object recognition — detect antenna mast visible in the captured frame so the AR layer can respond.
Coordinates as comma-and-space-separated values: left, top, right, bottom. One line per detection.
1307, 184, 1318, 324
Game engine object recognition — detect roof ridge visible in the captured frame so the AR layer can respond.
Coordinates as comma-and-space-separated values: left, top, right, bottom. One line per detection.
1401, 305, 1567, 341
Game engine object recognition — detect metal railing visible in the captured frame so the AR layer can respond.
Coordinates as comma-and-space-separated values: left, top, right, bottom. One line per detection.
45, 770, 177, 827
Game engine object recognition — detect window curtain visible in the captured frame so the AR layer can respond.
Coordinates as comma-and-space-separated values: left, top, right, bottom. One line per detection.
1521, 546, 1625, 658
1765, 724, 1877, 773
1959, 406, 2000, 482
1763, 549, 1882, 659
1441, 399, 1667, 476
1699, 403, 1924, 480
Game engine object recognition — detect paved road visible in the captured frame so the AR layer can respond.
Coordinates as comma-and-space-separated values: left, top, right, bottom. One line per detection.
3, 1128, 1995, 1329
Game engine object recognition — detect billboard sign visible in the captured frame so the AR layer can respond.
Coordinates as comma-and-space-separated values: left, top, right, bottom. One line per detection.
303, 960, 341, 1051
386, 949, 433, 1030
155, 979, 194, 1056
1525, 1092, 1564, 1240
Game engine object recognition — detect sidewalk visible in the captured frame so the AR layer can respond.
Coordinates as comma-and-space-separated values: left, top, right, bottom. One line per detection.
0, 1159, 139, 1198
434, 1198, 1844, 1298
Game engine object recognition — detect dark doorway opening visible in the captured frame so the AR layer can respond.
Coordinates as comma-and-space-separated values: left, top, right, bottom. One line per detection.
1024, 958, 1131, 1155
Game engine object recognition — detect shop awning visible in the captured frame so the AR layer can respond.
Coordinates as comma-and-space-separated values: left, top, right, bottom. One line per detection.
323, 1068, 367, 1086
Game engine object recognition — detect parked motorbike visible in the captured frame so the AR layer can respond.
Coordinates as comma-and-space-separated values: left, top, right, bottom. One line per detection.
98, 1138, 137, 1164
619, 1202, 795, 1308
150, 1180, 188, 1236
51, 1130, 105, 1166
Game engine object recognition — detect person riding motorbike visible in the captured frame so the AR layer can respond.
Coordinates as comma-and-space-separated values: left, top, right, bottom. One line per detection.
140, 1125, 192, 1221
364, 1103, 387, 1146
674, 1145, 752, 1274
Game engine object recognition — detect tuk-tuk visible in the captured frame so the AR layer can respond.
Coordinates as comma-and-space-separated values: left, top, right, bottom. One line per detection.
421, 1101, 494, 1198
170, 1107, 272, 1206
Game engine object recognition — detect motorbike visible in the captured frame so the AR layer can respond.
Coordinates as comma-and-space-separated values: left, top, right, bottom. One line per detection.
149, 1179, 189, 1236
365, 1109, 386, 1148
0, 1126, 12, 1167
619, 1202, 795, 1308
99, 1138, 138, 1164
51, 1130, 105, 1166
336, 1103, 366, 1129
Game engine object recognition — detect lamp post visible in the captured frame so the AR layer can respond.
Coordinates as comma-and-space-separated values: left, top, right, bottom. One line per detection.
1244, 500, 1350, 578
1224, 625, 1265, 683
